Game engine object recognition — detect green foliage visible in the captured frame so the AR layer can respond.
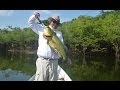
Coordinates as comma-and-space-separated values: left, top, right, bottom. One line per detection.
58, 10, 120, 57
1, 11, 120, 57
0, 27, 38, 50
42, 20, 49, 26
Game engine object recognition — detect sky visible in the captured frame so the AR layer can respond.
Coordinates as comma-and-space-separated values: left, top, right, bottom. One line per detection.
0, 10, 102, 29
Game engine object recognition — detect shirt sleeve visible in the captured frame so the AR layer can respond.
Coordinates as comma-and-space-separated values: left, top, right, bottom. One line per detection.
60, 34, 64, 44
57, 31, 64, 44
28, 15, 43, 35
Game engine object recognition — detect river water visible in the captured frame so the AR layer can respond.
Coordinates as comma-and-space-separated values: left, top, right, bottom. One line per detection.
0, 51, 120, 81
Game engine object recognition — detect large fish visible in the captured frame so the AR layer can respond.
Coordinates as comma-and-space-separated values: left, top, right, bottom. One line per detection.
43, 26, 67, 61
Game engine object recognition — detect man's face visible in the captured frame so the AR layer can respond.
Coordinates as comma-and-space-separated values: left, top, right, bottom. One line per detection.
50, 19, 59, 29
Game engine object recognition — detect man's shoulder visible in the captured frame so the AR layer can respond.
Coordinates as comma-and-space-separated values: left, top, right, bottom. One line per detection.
55, 30, 62, 34
55, 30, 62, 36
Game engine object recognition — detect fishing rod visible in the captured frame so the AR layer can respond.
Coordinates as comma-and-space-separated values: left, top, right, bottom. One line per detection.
36, 17, 45, 28
36, 16, 52, 40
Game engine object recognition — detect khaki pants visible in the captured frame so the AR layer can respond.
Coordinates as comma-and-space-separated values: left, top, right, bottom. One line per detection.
34, 57, 58, 81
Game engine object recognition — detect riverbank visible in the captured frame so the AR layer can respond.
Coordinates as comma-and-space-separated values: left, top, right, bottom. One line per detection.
8, 50, 37, 55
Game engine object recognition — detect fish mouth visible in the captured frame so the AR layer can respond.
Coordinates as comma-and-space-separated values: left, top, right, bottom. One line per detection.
44, 35, 52, 37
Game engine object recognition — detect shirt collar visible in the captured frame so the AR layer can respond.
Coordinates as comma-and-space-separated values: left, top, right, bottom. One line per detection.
49, 25, 57, 32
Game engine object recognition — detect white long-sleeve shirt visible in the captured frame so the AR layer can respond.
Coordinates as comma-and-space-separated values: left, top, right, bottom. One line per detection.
28, 15, 64, 59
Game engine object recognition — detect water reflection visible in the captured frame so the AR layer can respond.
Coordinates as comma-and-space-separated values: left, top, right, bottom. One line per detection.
0, 69, 31, 81
0, 51, 37, 81
0, 50, 120, 81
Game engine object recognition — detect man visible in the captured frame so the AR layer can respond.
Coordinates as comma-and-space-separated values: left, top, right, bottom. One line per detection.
28, 11, 66, 81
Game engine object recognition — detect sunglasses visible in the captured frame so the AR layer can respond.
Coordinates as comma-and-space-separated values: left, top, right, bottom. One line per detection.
51, 19, 60, 25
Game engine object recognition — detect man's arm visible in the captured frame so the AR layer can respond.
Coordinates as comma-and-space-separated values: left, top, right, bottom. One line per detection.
28, 14, 43, 35
60, 32, 72, 64
58, 32, 68, 52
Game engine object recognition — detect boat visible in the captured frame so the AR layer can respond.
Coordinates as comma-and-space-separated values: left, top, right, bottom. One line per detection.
28, 65, 72, 81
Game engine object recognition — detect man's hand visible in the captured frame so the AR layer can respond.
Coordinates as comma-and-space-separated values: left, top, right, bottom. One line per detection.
35, 13, 40, 19
67, 57, 72, 65
60, 57, 72, 65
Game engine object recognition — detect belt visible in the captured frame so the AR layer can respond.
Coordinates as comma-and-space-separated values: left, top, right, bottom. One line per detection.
39, 56, 57, 60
